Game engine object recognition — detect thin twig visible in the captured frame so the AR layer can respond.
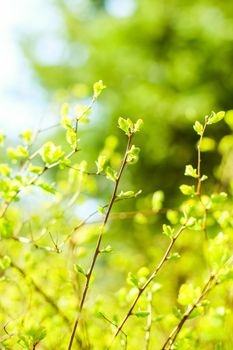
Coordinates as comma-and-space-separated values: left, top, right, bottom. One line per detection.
145, 292, 153, 350
67, 133, 133, 350
161, 274, 216, 350
196, 117, 208, 196
109, 224, 186, 347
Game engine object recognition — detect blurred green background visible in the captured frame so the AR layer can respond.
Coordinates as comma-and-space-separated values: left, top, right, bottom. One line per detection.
18, 0, 233, 199
1, 1, 233, 349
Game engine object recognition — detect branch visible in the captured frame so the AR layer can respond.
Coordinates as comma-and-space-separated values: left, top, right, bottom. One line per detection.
161, 273, 217, 350
196, 118, 208, 196
145, 292, 153, 350
67, 133, 133, 350
109, 224, 186, 346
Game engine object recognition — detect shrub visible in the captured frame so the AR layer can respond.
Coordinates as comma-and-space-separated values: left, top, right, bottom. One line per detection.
0, 83, 232, 349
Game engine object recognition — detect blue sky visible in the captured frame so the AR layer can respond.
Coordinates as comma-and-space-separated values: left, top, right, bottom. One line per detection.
0, 0, 60, 136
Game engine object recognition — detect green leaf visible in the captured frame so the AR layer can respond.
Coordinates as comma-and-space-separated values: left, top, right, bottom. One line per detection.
127, 145, 140, 164
66, 128, 77, 149
179, 184, 195, 196
134, 119, 144, 132
211, 192, 227, 204
118, 117, 129, 135
0, 163, 11, 177
162, 224, 174, 239
167, 252, 181, 261
61, 114, 72, 129
134, 311, 150, 318
7, 146, 28, 162
152, 190, 164, 211
178, 284, 200, 306
74, 263, 87, 276
39, 142, 64, 165
200, 175, 208, 182
28, 164, 44, 174
117, 190, 135, 199
184, 165, 198, 178
207, 111, 225, 125
37, 182, 57, 194
173, 306, 183, 320
193, 121, 204, 136
17, 145, 28, 158
186, 217, 196, 227
20, 129, 33, 144
127, 272, 139, 288
96, 155, 106, 174
0, 218, 14, 238
105, 166, 117, 182
93, 80, 106, 99
100, 245, 112, 253
0, 255, 11, 270
98, 206, 105, 215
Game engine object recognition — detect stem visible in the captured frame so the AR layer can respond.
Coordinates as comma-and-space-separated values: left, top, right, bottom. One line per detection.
68, 134, 133, 350
161, 274, 216, 350
196, 119, 208, 196
145, 292, 153, 350
110, 225, 186, 346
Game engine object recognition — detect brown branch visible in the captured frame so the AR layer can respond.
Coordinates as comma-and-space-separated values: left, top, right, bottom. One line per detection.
109, 224, 186, 347
67, 134, 133, 350
196, 118, 208, 196
145, 292, 153, 350
161, 273, 216, 350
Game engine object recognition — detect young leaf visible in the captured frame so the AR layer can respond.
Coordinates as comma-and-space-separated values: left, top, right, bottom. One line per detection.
178, 284, 200, 306
134, 311, 150, 318
96, 155, 106, 174
134, 119, 144, 132
118, 117, 129, 135
127, 145, 140, 164
74, 263, 87, 276
0, 255, 11, 270
37, 182, 57, 195
127, 272, 139, 288
186, 217, 196, 227
152, 190, 164, 211
200, 175, 208, 182
66, 129, 77, 149
100, 245, 112, 253
117, 190, 135, 199
184, 165, 198, 178
98, 206, 105, 215
179, 184, 195, 196
162, 224, 174, 239
93, 80, 106, 99
207, 111, 225, 125
39, 142, 64, 165
105, 166, 117, 182
0, 164, 11, 177
28, 164, 44, 174
167, 252, 181, 261
193, 121, 204, 136
0, 218, 13, 238
20, 129, 33, 144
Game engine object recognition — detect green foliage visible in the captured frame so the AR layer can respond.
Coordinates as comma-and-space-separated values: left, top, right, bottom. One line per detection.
0, 82, 232, 350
